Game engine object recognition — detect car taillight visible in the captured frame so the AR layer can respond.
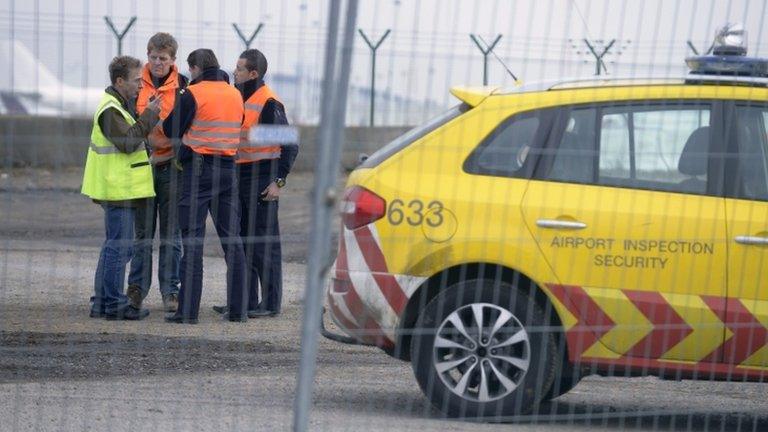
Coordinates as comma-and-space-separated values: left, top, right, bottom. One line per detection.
340, 186, 386, 230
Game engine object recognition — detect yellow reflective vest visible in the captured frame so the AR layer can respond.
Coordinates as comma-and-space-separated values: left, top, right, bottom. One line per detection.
81, 92, 155, 201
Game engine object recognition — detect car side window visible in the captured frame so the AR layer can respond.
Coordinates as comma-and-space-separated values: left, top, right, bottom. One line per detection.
547, 108, 597, 183
631, 108, 710, 190
599, 112, 631, 179
542, 103, 712, 195
465, 109, 553, 178
734, 105, 768, 201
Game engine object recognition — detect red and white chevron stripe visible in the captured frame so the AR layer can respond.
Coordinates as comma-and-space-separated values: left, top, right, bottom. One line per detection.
327, 240, 768, 380
327, 223, 427, 349
547, 283, 768, 381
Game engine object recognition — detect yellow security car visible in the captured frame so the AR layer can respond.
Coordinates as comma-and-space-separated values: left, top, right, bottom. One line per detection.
325, 42, 768, 418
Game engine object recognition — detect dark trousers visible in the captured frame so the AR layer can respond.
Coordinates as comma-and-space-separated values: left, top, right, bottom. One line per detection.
175, 153, 246, 320
129, 163, 182, 298
238, 161, 282, 313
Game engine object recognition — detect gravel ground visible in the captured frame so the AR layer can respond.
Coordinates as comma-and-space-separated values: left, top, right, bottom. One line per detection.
1, 167, 767, 431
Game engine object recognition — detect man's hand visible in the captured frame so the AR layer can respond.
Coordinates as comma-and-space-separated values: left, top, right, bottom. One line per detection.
260, 182, 281, 201
147, 95, 163, 113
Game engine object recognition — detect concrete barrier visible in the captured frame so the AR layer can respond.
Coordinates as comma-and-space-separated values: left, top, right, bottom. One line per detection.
1, 116, 94, 168
0, 116, 412, 171
292, 125, 413, 172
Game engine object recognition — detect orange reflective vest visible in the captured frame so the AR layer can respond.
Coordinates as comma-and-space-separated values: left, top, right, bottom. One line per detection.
237, 85, 282, 164
136, 64, 184, 164
182, 81, 244, 157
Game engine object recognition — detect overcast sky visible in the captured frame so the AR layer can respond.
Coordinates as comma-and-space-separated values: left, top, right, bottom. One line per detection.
2, 0, 766, 122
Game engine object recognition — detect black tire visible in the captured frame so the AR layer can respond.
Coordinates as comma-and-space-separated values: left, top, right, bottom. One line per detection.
542, 328, 581, 401
410, 278, 560, 419
543, 362, 581, 400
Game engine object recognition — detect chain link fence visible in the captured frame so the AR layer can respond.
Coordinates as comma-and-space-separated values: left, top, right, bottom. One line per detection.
1, 0, 767, 431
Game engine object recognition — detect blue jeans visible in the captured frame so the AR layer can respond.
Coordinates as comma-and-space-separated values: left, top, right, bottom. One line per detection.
90, 204, 134, 315
128, 163, 182, 298
174, 153, 246, 320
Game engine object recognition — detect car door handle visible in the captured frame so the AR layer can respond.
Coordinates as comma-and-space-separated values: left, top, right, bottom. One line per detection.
734, 235, 768, 246
536, 219, 587, 230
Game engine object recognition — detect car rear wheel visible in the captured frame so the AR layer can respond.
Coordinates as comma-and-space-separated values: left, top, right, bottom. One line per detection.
410, 278, 560, 419
543, 361, 581, 400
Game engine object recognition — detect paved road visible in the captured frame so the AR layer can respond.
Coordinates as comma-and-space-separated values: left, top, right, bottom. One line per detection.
1, 168, 766, 431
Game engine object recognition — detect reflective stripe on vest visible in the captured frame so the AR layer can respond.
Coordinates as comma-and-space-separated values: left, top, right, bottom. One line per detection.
237, 84, 283, 164
183, 137, 244, 149
80, 92, 155, 201
182, 80, 244, 157
89, 141, 121, 154
186, 126, 241, 140
194, 120, 242, 128
237, 151, 282, 162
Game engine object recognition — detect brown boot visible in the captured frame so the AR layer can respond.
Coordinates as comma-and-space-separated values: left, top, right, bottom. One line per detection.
126, 285, 143, 309
162, 293, 179, 313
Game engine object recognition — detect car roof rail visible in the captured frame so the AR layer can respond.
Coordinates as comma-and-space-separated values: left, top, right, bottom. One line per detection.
495, 74, 768, 95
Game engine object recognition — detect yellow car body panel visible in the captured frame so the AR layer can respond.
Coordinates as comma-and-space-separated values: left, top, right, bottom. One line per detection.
327, 80, 768, 380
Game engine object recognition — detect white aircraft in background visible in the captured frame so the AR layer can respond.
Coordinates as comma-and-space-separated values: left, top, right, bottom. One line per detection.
0, 40, 103, 117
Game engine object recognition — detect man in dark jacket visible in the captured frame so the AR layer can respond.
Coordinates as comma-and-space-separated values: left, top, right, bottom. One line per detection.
162, 49, 247, 324
212, 49, 297, 318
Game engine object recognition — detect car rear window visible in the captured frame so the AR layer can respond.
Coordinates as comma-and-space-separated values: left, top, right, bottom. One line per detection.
358, 103, 469, 169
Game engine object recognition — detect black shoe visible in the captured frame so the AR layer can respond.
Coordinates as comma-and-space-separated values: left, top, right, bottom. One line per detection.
89, 309, 106, 318
126, 285, 143, 309
222, 312, 247, 322
215, 305, 265, 318
105, 305, 150, 321
164, 313, 198, 324
248, 310, 280, 318
162, 293, 179, 313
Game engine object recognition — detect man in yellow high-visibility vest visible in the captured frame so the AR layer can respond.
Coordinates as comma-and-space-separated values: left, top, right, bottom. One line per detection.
81, 55, 162, 320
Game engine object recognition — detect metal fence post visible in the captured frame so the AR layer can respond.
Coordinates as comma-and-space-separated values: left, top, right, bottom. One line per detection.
103, 16, 137, 56
232, 23, 264, 49
583, 38, 616, 75
358, 29, 391, 127
470, 34, 502, 85
687, 41, 700, 55
292, 0, 358, 431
